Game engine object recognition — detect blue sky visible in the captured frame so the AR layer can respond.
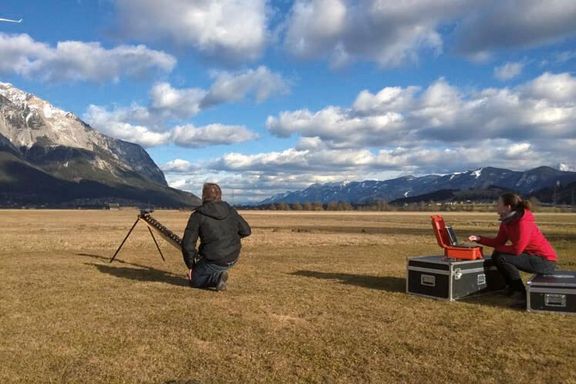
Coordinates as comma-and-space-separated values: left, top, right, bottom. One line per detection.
1, 0, 575, 203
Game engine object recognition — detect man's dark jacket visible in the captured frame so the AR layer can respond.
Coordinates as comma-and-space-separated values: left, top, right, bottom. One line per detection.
182, 201, 251, 268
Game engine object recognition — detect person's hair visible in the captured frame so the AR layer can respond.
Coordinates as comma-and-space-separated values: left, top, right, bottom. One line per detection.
202, 183, 222, 203
499, 192, 531, 211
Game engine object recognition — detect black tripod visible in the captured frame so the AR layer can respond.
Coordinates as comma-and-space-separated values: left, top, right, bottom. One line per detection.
110, 210, 182, 263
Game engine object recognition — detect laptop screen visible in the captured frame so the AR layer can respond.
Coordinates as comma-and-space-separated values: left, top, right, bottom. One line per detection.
445, 226, 458, 246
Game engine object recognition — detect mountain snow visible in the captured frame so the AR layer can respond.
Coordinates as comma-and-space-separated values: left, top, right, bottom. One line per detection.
0, 82, 99, 150
0, 82, 167, 185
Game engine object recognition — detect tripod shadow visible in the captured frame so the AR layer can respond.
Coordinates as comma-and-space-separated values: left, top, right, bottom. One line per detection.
291, 270, 405, 292
77, 253, 189, 288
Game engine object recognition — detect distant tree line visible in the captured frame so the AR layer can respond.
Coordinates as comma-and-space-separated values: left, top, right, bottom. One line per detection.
238, 197, 575, 212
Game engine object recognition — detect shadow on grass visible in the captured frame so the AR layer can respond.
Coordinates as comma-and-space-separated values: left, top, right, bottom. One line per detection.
77, 253, 189, 287
459, 291, 524, 310
291, 270, 405, 292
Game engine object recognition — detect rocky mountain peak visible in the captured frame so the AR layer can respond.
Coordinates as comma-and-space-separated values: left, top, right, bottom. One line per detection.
0, 83, 201, 207
0, 82, 98, 150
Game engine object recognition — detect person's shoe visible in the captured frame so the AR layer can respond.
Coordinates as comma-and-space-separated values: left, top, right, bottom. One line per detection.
510, 291, 527, 309
496, 285, 517, 297
216, 271, 229, 291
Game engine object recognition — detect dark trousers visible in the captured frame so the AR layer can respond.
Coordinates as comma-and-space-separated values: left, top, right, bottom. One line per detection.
190, 258, 234, 289
492, 251, 556, 292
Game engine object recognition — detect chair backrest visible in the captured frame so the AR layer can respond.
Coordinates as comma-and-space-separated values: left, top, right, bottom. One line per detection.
431, 215, 450, 249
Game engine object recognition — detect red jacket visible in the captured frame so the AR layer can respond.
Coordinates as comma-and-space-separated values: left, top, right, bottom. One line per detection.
478, 209, 557, 261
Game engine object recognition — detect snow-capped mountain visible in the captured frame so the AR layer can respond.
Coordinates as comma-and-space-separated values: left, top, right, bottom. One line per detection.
556, 163, 576, 172
0, 83, 200, 207
259, 166, 576, 205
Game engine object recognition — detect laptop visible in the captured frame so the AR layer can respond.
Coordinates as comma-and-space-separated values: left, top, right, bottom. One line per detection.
445, 225, 478, 248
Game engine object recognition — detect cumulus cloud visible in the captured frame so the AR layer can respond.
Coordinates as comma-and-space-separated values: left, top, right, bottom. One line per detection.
85, 66, 286, 147
201, 66, 290, 107
167, 71, 570, 201
147, 67, 290, 119
455, 0, 576, 57
494, 62, 524, 81
267, 72, 576, 148
149, 82, 207, 120
520, 72, 576, 103
161, 137, 555, 203
171, 124, 258, 148
84, 105, 171, 147
207, 141, 548, 176
0, 33, 175, 83
114, 0, 269, 62
151, 70, 575, 204
137, 67, 288, 121
163, 154, 387, 203
161, 159, 199, 173
283, 0, 460, 68
85, 104, 257, 148
280, 0, 576, 67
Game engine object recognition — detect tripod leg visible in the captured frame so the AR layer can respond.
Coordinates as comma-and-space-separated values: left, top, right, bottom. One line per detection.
110, 217, 140, 263
148, 227, 166, 261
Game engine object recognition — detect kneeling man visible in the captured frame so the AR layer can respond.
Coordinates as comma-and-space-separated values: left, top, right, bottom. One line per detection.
182, 183, 251, 291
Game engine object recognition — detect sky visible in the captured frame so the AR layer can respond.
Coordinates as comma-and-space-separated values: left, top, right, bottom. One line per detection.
1, 0, 576, 203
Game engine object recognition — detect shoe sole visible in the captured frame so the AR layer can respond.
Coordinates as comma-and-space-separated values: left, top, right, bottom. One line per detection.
216, 271, 229, 291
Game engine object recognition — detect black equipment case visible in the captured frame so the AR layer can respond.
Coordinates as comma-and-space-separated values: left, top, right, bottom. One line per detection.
406, 255, 506, 301
527, 272, 576, 314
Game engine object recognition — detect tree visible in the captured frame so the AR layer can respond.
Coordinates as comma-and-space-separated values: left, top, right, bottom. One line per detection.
277, 202, 290, 211
326, 201, 338, 211
291, 202, 303, 210
311, 202, 324, 211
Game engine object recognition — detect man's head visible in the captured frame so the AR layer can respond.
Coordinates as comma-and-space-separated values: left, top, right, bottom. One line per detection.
202, 183, 222, 203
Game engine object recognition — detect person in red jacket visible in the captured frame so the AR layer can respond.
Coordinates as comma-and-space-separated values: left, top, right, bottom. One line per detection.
468, 192, 557, 306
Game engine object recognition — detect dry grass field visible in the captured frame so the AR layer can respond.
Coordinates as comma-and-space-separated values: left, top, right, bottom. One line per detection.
1, 209, 576, 384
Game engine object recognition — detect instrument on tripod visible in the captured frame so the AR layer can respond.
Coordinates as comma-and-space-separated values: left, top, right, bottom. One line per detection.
110, 210, 183, 263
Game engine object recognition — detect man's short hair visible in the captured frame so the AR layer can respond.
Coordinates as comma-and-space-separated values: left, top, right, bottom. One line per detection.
202, 183, 222, 203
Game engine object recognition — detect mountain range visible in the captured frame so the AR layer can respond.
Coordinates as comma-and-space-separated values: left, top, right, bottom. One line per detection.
0, 83, 200, 208
259, 166, 576, 205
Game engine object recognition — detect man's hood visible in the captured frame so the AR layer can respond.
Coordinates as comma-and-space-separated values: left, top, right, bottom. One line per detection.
198, 201, 231, 220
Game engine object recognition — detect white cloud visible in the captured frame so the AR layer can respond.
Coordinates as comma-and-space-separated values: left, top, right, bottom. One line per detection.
160, 159, 199, 173
521, 72, 576, 103
455, 0, 576, 57
140, 67, 288, 120
283, 0, 347, 59
0, 33, 175, 83
201, 66, 290, 107
208, 140, 548, 176
280, 0, 576, 67
161, 137, 555, 203
114, 0, 269, 62
282, 0, 465, 67
163, 158, 391, 203
176, 72, 573, 201
85, 104, 258, 148
84, 105, 170, 147
85, 66, 286, 147
171, 124, 258, 147
267, 72, 576, 149
149, 82, 207, 120
494, 62, 524, 81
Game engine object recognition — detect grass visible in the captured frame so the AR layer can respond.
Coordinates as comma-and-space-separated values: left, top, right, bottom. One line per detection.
1, 210, 575, 383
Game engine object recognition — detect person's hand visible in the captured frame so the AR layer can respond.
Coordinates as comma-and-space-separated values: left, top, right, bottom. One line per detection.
468, 235, 480, 242
186, 269, 193, 281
